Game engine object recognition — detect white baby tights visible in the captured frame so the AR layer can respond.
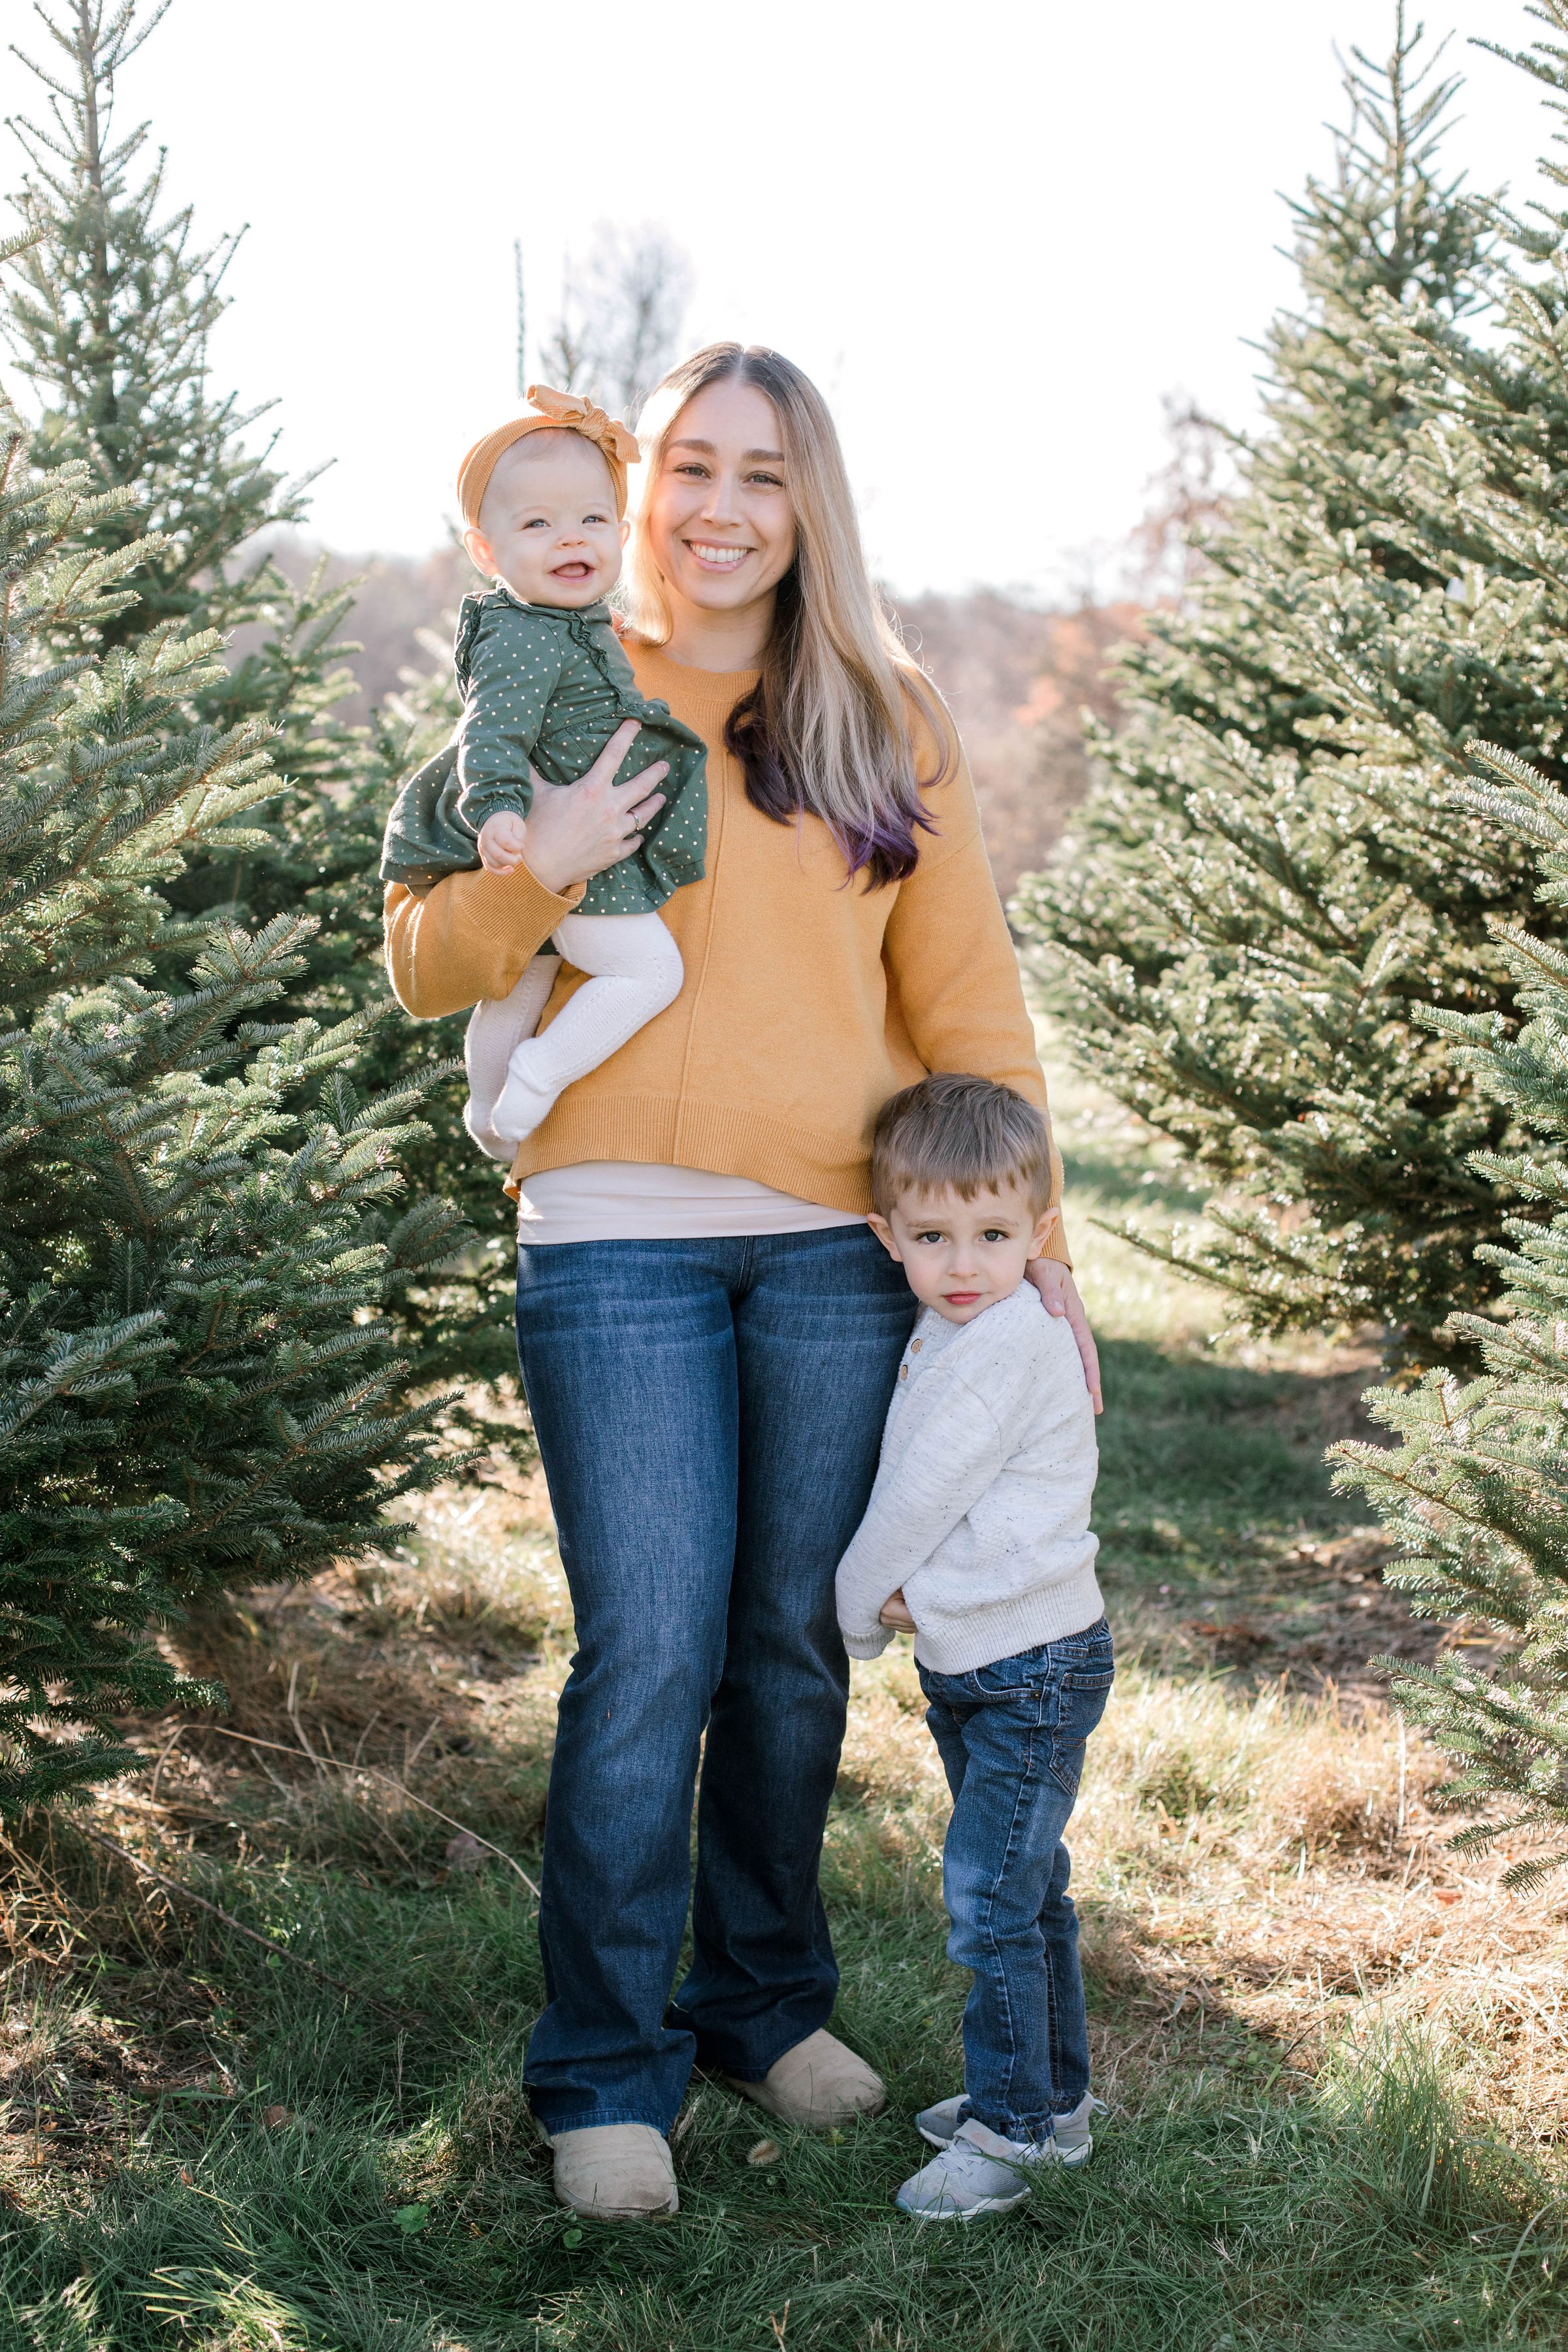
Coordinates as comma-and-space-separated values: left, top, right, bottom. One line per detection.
463, 953, 562, 1160
470, 911, 684, 1152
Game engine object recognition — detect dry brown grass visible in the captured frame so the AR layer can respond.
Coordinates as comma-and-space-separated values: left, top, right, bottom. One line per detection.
5, 1444, 1567, 2347
8, 1417, 1556, 2193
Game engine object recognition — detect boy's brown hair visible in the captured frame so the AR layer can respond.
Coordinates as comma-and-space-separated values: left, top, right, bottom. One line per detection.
870, 1072, 1056, 1219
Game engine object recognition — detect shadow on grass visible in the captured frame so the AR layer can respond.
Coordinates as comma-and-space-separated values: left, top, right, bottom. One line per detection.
1096, 1338, 1367, 1567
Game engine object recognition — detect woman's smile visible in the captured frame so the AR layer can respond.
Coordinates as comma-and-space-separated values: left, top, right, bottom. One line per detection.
686, 540, 751, 570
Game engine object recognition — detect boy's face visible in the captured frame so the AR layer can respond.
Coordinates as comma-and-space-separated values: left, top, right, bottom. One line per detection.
869, 1182, 1058, 1326
463, 433, 626, 608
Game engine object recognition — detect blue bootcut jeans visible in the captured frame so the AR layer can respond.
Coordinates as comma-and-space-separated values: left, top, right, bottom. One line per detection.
514, 1225, 917, 2135
917, 1617, 1115, 2144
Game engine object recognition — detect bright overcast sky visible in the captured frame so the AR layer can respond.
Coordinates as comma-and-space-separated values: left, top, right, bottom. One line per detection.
0, 1, 1552, 596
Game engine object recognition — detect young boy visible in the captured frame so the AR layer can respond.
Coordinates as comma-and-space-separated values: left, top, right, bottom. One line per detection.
836, 1071, 1111, 2222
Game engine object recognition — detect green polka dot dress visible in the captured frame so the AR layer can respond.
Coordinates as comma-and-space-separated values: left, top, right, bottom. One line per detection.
378, 587, 708, 915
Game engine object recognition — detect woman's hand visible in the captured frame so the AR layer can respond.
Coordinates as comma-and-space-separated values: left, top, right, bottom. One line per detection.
1025, 1258, 1103, 1415
519, 719, 669, 895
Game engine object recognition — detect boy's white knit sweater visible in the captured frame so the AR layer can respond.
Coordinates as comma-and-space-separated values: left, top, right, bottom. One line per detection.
835, 1284, 1102, 1675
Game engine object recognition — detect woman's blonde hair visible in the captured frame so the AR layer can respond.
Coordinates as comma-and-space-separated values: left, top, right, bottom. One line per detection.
624, 342, 951, 887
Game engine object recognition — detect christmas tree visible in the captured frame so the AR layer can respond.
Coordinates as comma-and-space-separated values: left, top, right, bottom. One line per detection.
3, 1, 521, 1413
5, 0, 309, 644
1012, 8, 1551, 1366
0, 403, 472, 1808
1328, 0, 1568, 1882
1333, 745, 1568, 1886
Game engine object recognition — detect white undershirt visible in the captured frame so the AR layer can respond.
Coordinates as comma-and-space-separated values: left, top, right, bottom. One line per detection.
516, 1161, 867, 1245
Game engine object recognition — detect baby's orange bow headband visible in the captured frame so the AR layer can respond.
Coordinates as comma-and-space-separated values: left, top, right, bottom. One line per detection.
457, 384, 641, 527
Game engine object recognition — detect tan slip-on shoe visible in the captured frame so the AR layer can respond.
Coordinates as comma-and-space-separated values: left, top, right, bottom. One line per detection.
725, 2027, 887, 2130
550, 2123, 679, 2219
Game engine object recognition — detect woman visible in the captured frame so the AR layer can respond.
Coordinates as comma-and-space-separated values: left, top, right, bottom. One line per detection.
385, 344, 1101, 2221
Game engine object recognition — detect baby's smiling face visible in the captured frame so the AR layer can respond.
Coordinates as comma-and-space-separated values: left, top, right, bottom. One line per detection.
464, 431, 625, 608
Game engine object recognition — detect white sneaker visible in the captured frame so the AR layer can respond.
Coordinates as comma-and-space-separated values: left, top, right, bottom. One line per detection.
896, 2117, 1058, 2219
915, 2089, 1099, 2165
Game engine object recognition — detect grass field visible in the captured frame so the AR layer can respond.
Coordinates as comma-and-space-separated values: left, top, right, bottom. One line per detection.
4, 1043, 1567, 2351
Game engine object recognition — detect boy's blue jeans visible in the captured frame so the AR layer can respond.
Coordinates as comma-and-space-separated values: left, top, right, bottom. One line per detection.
917, 1618, 1114, 2144
514, 1226, 917, 2134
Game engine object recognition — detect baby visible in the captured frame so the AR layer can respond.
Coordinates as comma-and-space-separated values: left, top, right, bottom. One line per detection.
835, 1072, 1111, 2223
380, 385, 708, 1156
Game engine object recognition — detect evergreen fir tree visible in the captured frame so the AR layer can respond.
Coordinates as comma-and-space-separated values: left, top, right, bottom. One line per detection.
1013, 8, 1550, 1365
2, 0, 387, 994
1328, 1, 1568, 1884
3, 0, 419, 968
3, 1, 522, 1413
1333, 745, 1568, 1887
0, 417, 467, 1809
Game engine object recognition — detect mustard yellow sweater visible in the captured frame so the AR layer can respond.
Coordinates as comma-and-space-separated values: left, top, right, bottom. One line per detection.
382, 643, 1071, 1264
